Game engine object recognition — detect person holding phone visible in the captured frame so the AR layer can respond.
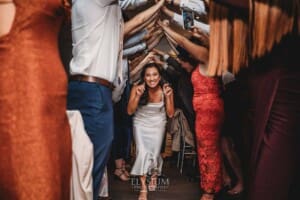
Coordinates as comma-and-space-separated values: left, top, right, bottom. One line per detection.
128, 63, 174, 200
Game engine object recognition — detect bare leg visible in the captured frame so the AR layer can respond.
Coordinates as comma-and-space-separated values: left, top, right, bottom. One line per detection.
138, 175, 148, 200
222, 160, 231, 188
221, 137, 244, 195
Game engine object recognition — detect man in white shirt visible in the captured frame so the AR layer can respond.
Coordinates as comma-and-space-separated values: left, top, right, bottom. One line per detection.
67, 1, 123, 200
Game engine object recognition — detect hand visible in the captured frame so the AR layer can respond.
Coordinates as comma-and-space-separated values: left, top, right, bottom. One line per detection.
157, 19, 170, 28
190, 26, 209, 48
135, 83, 145, 97
145, 51, 156, 61
163, 83, 173, 97
152, 48, 166, 57
152, 55, 165, 65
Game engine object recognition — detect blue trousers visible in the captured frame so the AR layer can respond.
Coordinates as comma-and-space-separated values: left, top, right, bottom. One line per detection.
112, 82, 132, 161
67, 81, 114, 200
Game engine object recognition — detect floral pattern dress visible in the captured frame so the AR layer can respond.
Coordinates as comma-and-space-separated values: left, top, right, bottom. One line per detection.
191, 68, 224, 194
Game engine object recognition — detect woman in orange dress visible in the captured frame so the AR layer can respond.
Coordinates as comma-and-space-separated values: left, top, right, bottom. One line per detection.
0, 1, 72, 199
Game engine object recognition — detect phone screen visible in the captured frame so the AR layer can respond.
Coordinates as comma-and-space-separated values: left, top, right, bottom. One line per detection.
182, 10, 194, 30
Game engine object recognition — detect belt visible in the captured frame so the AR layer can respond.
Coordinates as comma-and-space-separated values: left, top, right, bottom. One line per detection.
70, 75, 115, 90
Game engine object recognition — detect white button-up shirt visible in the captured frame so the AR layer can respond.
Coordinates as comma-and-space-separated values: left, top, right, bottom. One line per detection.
70, 0, 124, 82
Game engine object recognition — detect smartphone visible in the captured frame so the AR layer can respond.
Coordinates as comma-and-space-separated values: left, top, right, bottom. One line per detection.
182, 10, 194, 30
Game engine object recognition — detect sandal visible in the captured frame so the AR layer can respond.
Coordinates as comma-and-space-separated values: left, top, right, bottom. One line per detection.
114, 168, 129, 181
138, 189, 148, 200
148, 175, 157, 191
122, 162, 130, 177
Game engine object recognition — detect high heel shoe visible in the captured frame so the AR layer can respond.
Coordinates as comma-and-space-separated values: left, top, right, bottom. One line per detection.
122, 161, 130, 177
114, 168, 129, 181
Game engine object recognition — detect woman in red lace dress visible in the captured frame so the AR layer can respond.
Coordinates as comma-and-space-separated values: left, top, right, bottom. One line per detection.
191, 66, 224, 196
160, 21, 223, 200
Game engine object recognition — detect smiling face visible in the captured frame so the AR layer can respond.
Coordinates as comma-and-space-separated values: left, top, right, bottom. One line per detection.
143, 66, 161, 89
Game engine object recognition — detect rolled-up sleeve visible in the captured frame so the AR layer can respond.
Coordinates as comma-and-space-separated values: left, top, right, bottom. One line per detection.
119, 0, 148, 10
124, 29, 147, 48
123, 42, 147, 57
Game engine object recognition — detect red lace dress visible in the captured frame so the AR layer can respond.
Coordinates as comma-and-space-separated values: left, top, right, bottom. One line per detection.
191, 68, 224, 194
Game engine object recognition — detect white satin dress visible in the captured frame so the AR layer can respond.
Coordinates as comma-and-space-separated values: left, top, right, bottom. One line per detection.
130, 98, 167, 176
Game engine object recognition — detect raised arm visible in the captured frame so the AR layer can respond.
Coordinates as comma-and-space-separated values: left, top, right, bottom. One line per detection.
130, 52, 155, 81
126, 13, 159, 38
124, 0, 165, 37
146, 32, 164, 51
163, 83, 175, 118
160, 21, 208, 64
119, 0, 148, 11
127, 83, 145, 115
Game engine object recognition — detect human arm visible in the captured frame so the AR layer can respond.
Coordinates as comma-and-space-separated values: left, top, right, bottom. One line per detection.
124, 0, 165, 37
123, 42, 147, 57
119, 0, 148, 10
145, 31, 164, 51
126, 12, 159, 38
159, 21, 208, 64
127, 83, 145, 115
153, 48, 183, 74
0, 1, 15, 38
163, 83, 175, 118
129, 53, 147, 70
130, 52, 156, 80
124, 29, 148, 49
190, 26, 210, 48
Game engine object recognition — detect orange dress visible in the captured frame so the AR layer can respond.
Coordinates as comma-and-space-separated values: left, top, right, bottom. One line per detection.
0, 1, 72, 199
191, 68, 223, 194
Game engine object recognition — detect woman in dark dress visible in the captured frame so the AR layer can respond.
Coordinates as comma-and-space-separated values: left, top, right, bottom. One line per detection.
207, 1, 300, 199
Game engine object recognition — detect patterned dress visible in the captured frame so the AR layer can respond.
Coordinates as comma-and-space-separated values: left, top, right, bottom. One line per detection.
191, 68, 224, 193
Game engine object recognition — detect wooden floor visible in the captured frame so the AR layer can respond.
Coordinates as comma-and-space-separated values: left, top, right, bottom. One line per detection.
108, 159, 244, 200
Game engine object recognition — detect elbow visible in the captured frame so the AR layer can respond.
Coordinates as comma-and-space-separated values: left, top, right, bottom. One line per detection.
127, 108, 134, 115
167, 110, 175, 118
